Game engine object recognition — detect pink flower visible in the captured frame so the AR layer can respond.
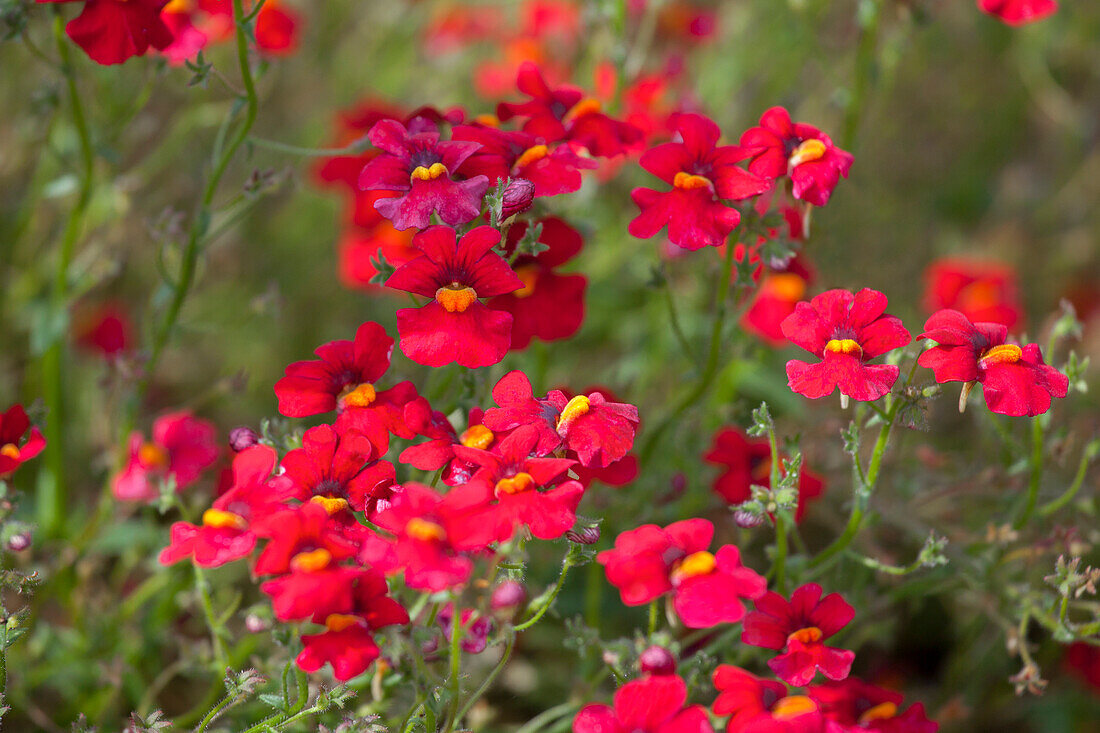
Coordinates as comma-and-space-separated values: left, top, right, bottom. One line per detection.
113, 411, 219, 502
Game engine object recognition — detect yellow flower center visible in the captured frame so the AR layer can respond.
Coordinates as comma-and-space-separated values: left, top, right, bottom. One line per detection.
824, 338, 863, 358
405, 518, 447, 542
435, 285, 479, 313
764, 273, 806, 301
563, 97, 602, 125
138, 442, 169, 469
410, 162, 448, 182
859, 702, 899, 724
202, 508, 248, 530
555, 395, 591, 431
460, 424, 495, 450
495, 472, 535, 497
310, 495, 350, 514
513, 265, 539, 298
341, 382, 377, 408
0, 443, 20, 461
788, 139, 827, 169
772, 695, 818, 720
787, 626, 824, 645
324, 613, 361, 632
670, 550, 717, 584
979, 343, 1023, 366
475, 113, 501, 127
515, 144, 550, 169
163, 0, 194, 11
290, 548, 333, 573
673, 171, 712, 190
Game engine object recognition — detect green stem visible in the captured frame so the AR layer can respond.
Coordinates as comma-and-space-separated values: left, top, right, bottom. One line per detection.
247, 135, 370, 157
648, 600, 659, 636
194, 692, 235, 732
1014, 416, 1045, 530
1039, 439, 1099, 516
515, 702, 580, 733
660, 262, 696, 362
194, 564, 229, 670
38, 10, 95, 537
237, 669, 309, 733
842, 0, 882, 149
850, 552, 925, 576
454, 628, 516, 725
773, 512, 790, 593
515, 549, 579, 632
442, 606, 465, 733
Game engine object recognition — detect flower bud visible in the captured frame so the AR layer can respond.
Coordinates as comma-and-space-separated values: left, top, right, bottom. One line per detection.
7, 532, 31, 552
245, 613, 270, 633
228, 426, 259, 452
566, 525, 601, 545
490, 580, 526, 612
733, 510, 764, 529
501, 178, 535, 222
639, 645, 677, 676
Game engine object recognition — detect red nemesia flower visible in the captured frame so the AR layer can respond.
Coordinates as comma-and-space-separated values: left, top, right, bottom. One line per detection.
336, 223, 417, 290
557, 385, 639, 488
630, 113, 771, 250
113, 411, 219, 502
159, 445, 294, 568
281, 424, 395, 515
358, 119, 489, 230
497, 62, 644, 158
1065, 642, 1100, 691
296, 569, 408, 681
703, 427, 824, 523
916, 309, 1068, 417
483, 370, 640, 467
977, 0, 1057, 25
261, 564, 363, 622
386, 226, 523, 369
742, 583, 856, 687
741, 107, 853, 207
38, 0, 173, 65
252, 501, 361, 577
73, 301, 135, 358
487, 218, 588, 349
452, 126, 597, 197
573, 674, 715, 733
922, 258, 1022, 330
399, 405, 494, 487
781, 289, 912, 406
597, 519, 767, 628
449, 425, 583, 541
808, 678, 938, 732
0, 405, 46, 478
712, 665, 825, 733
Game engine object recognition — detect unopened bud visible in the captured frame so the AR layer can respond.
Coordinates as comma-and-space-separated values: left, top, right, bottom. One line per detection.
490, 580, 526, 612
245, 613, 269, 633
7, 532, 31, 552
501, 178, 535, 222
733, 510, 764, 529
639, 645, 676, 676
566, 526, 601, 545
228, 426, 259, 452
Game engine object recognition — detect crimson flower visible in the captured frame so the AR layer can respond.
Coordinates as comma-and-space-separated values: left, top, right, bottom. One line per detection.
252, 502, 361, 577
740, 107, 853, 207
742, 583, 856, 687
113, 411, 219, 502
73, 301, 134, 359
0, 405, 46, 478
358, 119, 489, 230
922, 258, 1022, 330
597, 519, 766, 628
261, 564, 363, 622
483, 370, 639, 467
704, 427, 824, 523
386, 226, 523, 369
573, 674, 715, 733
281, 424, 395, 514
159, 445, 294, 568
487, 218, 588, 349
977, 0, 1057, 25
712, 666, 825, 733
38, 0, 173, 65
630, 113, 770, 250
398, 404, 493, 486
453, 126, 597, 197
808, 678, 939, 733
781, 289, 911, 407
916, 309, 1068, 417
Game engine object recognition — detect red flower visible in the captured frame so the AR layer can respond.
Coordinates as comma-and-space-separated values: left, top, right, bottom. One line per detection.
977, 0, 1057, 25
483, 370, 640, 467
281, 424, 395, 514
741, 107, 853, 207
1065, 642, 1100, 691
358, 119, 489, 230
399, 406, 494, 487
386, 226, 523, 369
73, 301, 134, 358
113, 411, 219, 502
808, 678, 938, 732
0, 405, 46, 478
252, 502, 361, 577
573, 674, 715, 733
437, 604, 494, 654
630, 113, 770, 250
336, 223, 417, 290
703, 427, 824, 523
159, 445, 294, 568
497, 62, 644, 158
450, 425, 583, 541
742, 583, 856, 687
916, 309, 1068, 417
39, 0, 174, 65
452, 126, 597, 197
922, 258, 1022, 330
261, 564, 362, 622
557, 385, 639, 488
781, 289, 911, 406
597, 519, 766, 628
712, 665, 825, 733
487, 218, 588, 349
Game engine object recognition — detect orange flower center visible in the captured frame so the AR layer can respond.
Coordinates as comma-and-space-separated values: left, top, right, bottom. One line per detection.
324, 613, 361, 632
138, 442, 169, 469
824, 338, 863, 358
405, 517, 446, 542
0, 443, 20, 461
515, 144, 550, 169
435, 285, 478, 313
563, 97, 602, 125
788, 139, 827, 169
979, 343, 1023, 366
310, 495, 350, 514
859, 702, 899, 724
163, 0, 194, 11
410, 162, 448, 182
772, 695, 818, 720
673, 171, 712, 190
787, 626, 824, 645
764, 273, 806, 302
495, 472, 535, 497
514, 265, 539, 298
475, 113, 501, 127
202, 508, 248, 530
290, 548, 332, 573
670, 550, 717, 584
340, 382, 376, 408
460, 424, 495, 450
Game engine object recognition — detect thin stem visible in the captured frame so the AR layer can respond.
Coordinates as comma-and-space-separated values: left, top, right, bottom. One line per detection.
1039, 439, 1099, 516
193, 564, 229, 669
194, 692, 234, 732
849, 552, 926, 576
648, 600, 659, 636
773, 512, 790, 593
441, 606, 465, 733
247, 135, 370, 157
236, 669, 310, 733
515, 549, 579, 631
660, 262, 696, 362
842, 0, 882, 149
514, 702, 580, 733
454, 628, 516, 725
1014, 416, 1045, 530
